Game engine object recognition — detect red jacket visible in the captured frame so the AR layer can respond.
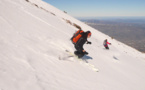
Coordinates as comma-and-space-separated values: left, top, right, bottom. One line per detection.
103, 41, 111, 47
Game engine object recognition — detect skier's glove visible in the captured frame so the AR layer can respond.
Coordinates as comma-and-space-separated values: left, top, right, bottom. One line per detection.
84, 51, 88, 55
87, 41, 92, 44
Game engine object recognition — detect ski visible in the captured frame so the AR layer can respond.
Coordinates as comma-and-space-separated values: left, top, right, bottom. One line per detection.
65, 50, 99, 72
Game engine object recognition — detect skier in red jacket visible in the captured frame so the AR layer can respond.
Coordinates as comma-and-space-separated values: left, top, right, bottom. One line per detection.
103, 39, 111, 49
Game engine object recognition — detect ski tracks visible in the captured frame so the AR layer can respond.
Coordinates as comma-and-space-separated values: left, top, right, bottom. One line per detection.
22, 9, 70, 36
59, 50, 99, 72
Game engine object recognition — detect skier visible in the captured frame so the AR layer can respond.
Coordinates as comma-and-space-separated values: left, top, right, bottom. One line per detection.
103, 39, 111, 49
73, 30, 92, 58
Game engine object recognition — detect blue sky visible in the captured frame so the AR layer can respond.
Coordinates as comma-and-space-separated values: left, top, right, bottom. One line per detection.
43, 0, 145, 17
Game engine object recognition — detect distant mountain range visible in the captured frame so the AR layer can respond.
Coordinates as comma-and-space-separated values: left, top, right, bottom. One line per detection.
79, 17, 145, 53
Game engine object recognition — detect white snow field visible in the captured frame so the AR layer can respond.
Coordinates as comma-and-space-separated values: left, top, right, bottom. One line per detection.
0, 0, 145, 90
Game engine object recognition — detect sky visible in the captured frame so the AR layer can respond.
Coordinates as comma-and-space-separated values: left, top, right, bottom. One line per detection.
43, 0, 145, 18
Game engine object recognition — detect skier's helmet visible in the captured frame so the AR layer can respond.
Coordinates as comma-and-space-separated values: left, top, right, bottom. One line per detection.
86, 31, 91, 38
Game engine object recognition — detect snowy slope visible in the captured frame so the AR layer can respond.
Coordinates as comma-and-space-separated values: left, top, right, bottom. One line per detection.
0, 0, 145, 90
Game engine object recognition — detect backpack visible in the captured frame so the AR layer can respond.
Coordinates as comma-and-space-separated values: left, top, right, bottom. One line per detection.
71, 30, 84, 44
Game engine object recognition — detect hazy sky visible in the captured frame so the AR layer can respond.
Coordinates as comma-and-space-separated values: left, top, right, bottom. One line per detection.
42, 0, 145, 17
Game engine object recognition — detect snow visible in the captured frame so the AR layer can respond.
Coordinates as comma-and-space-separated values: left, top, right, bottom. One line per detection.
0, 0, 145, 90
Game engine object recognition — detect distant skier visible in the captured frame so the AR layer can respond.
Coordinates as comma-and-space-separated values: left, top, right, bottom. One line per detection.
103, 39, 111, 49
71, 30, 92, 58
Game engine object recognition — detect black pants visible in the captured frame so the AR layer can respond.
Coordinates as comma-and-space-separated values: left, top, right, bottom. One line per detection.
75, 45, 83, 53
105, 46, 109, 49
74, 44, 84, 58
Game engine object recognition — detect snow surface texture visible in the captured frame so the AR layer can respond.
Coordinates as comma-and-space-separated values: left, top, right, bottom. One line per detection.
0, 0, 145, 90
